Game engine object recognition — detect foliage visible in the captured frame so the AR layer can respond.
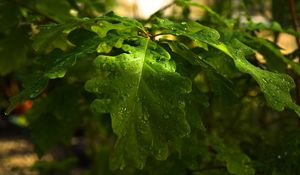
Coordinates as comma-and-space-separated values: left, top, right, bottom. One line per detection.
1, 0, 300, 175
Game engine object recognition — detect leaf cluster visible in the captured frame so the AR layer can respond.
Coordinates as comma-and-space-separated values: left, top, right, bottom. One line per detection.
2, 0, 300, 175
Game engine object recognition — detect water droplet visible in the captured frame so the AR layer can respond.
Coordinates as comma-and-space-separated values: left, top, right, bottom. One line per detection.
120, 93, 130, 101
135, 97, 140, 103
103, 82, 108, 87
125, 83, 133, 89
143, 113, 149, 121
178, 101, 185, 107
120, 160, 126, 170
102, 63, 109, 70
86, 49, 94, 54
147, 141, 154, 151
139, 128, 146, 134
262, 78, 267, 84
158, 149, 161, 154
163, 114, 170, 119
137, 159, 145, 169
4, 111, 9, 116
139, 96, 145, 101
29, 90, 40, 98
119, 107, 128, 114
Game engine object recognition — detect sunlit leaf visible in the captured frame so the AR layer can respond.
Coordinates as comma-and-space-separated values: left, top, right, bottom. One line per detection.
85, 37, 192, 169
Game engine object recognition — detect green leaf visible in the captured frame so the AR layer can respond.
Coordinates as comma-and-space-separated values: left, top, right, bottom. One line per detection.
31, 0, 73, 23
98, 11, 144, 30
239, 33, 300, 75
275, 129, 300, 174
40, 49, 77, 79
90, 13, 143, 53
153, 17, 221, 45
5, 76, 48, 115
216, 148, 255, 175
32, 22, 79, 53
0, 0, 20, 32
7, 13, 131, 114
152, 18, 300, 116
67, 28, 97, 45
39, 35, 100, 79
210, 135, 255, 175
168, 41, 237, 109
245, 21, 300, 38
211, 39, 300, 116
175, 0, 233, 28
27, 85, 84, 154
5, 42, 96, 116
91, 20, 137, 38
0, 26, 30, 76
6, 28, 101, 114
85, 37, 192, 169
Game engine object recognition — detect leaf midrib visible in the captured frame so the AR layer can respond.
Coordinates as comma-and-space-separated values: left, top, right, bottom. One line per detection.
133, 38, 150, 102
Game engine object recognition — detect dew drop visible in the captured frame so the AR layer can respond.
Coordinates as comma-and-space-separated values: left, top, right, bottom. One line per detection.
135, 97, 140, 103
139, 128, 146, 134
137, 159, 145, 170
120, 161, 126, 170
178, 101, 185, 107
29, 90, 40, 98
181, 22, 187, 25
163, 114, 170, 119
86, 49, 94, 54
104, 82, 109, 86
4, 111, 9, 116
143, 113, 149, 121
102, 63, 109, 70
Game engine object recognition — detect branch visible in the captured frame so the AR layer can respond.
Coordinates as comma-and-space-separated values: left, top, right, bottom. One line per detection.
288, 0, 300, 123
17, 2, 60, 24
146, 1, 176, 22
288, 0, 300, 47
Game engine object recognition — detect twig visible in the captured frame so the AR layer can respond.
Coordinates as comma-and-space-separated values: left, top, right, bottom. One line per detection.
17, 2, 60, 24
288, 0, 300, 123
146, 1, 176, 22
288, 0, 300, 47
